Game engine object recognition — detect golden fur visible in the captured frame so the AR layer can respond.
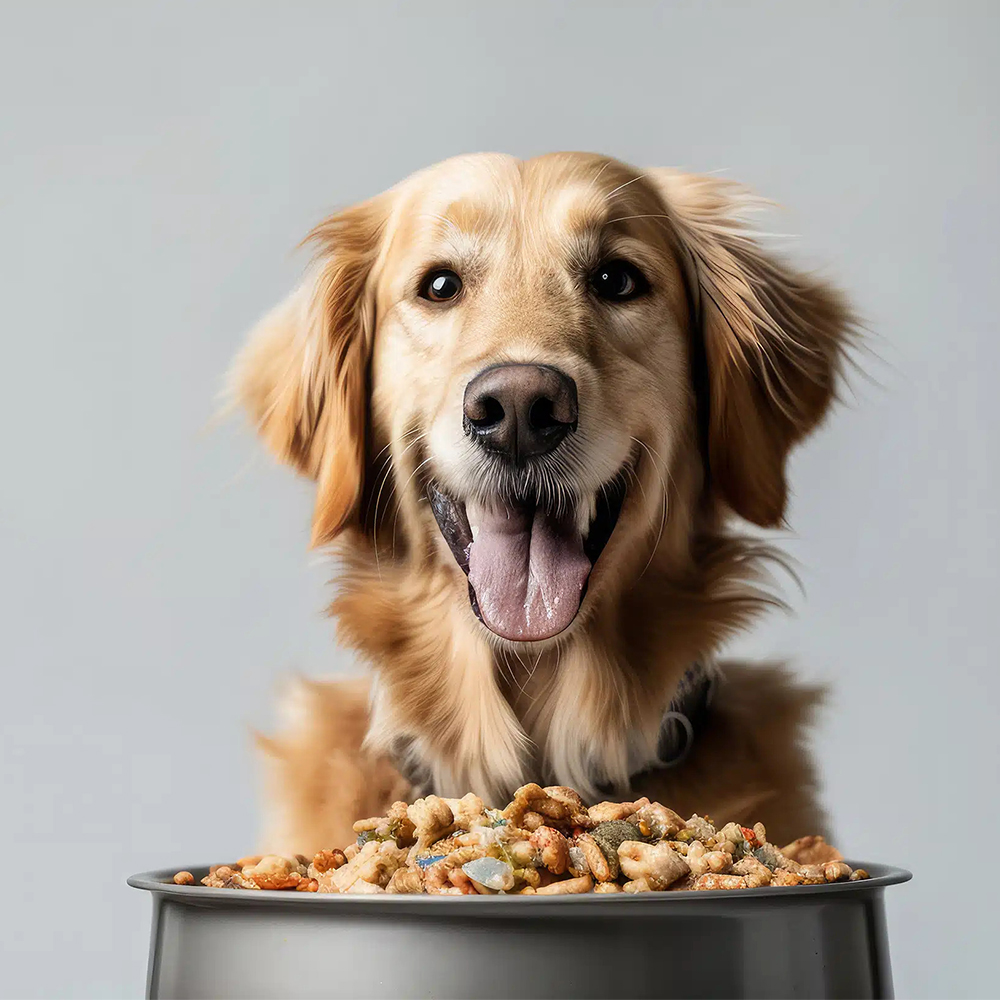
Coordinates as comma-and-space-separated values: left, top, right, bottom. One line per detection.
234, 152, 854, 855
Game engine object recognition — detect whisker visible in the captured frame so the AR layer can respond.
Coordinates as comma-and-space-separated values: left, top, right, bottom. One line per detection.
518, 645, 559, 715
509, 645, 529, 688
371, 430, 425, 577
589, 159, 611, 189
367, 433, 412, 526
495, 649, 517, 689
630, 436, 670, 579
515, 649, 544, 698
390, 455, 433, 559
603, 173, 646, 201
605, 213, 672, 225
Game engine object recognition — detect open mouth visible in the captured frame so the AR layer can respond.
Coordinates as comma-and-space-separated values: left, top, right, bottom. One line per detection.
427, 474, 627, 642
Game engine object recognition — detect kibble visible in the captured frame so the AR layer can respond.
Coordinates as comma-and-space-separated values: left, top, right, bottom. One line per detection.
175, 785, 868, 895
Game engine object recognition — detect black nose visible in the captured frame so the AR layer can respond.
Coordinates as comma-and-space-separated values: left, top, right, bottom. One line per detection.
463, 363, 578, 462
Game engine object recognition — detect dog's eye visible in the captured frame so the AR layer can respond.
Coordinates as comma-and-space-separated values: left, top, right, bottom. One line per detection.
589, 260, 649, 301
420, 269, 463, 302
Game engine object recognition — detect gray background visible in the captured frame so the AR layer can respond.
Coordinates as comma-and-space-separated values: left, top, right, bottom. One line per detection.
2, 1, 996, 997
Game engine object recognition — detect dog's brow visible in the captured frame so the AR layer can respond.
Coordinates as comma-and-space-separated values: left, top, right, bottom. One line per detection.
559, 200, 609, 240
439, 196, 508, 237
419, 212, 461, 233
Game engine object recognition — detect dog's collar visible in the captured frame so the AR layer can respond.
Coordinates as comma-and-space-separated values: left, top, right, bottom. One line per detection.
645, 660, 717, 772
595, 660, 717, 797
543, 660, 716, 795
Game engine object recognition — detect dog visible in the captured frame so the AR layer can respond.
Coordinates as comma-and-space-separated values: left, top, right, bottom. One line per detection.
233, 152, 854, 856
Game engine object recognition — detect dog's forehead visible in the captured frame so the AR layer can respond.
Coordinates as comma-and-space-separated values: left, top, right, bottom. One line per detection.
399, 153, 519, 229
391, 152, 666, 254
522, 153, 666, 235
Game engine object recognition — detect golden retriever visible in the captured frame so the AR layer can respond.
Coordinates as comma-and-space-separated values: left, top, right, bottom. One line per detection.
234, 152, 853, 855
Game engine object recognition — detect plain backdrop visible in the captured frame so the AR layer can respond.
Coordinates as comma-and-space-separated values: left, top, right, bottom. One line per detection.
2, 2, 997, 997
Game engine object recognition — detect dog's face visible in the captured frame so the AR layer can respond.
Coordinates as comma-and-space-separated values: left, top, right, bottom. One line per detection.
236, 152, 848, 647
368, 154, 694, 642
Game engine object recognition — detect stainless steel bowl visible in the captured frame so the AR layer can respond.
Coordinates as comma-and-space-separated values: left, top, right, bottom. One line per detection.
129, 861, 910, 999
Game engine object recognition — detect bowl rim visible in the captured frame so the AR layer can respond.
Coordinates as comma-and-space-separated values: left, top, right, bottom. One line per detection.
127, 860, 911, 909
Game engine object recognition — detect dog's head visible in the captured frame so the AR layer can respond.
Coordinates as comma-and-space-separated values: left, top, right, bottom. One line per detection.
235, 153, 849, 646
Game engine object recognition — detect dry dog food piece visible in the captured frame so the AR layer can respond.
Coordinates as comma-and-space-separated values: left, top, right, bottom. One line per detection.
534, 874, 594, 895
387, 866, 425, 893
590, 821, 645, 880
694, 873, 748, 891
351, 841, 408, 890
407, 795, 455, 852
686, 840, 731, 877
623, 877, 653, 893
309, 849, 347, 875
200, 866, 260, 890
633, 802, 686, 840
183, 786, 869, 895
618, 841, 690, 890
243, 855, 305, 890
424, 846, 484, 895
521, 811, 544, 831
574, 833, 612, 882
503, 783, 591, 830
772, 868, 806, 886
731, 855, 773, 888
797, 864, 830, 885
314, 841, 395, 893
752, 842, 784, 871
588, 798, 647, 824
529, 826, 570, 875
354, 799, 417, 846
781, 835, 844, 865
447, 793, 488, 831
566, 844, 590, 877
823, 861, 853, 882
685, 815, 717, 842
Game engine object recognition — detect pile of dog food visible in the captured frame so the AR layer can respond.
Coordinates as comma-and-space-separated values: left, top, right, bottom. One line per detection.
173, 784, 868, 895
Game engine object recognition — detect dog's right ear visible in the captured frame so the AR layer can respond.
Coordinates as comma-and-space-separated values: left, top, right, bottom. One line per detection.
232, 194, 392, 547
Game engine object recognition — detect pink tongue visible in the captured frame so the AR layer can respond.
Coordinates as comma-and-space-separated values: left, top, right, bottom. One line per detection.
467, 505, 591, 641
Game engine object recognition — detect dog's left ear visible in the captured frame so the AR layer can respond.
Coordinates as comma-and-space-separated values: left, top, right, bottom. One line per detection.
648, 169, 855, 527
232, 193, 392, 546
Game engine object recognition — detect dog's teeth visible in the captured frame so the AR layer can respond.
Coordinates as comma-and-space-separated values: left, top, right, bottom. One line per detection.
470, 523, 479, 541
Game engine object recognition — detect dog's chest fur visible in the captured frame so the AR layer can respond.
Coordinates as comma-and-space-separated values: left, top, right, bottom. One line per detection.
364, 612, 679, 806
257, 655, 830, 857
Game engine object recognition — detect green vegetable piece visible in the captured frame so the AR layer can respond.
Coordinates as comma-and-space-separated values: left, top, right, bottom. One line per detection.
591, 820, 647, 880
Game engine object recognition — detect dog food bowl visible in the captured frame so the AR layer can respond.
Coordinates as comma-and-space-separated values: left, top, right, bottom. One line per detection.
128, 861, 910, 999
